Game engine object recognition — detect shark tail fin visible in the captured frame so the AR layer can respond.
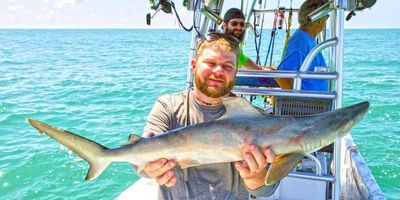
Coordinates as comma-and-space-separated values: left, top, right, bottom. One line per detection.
27, 118, 113, 181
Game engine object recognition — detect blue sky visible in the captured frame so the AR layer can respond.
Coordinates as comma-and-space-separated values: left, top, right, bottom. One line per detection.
0, 0, 398, 29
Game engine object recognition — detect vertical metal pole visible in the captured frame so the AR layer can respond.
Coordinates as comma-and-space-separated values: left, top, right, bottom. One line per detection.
330, 12, 337, 75
334, 5, 344, 109
242, 0, 258, 46
209, 0, 225, 31
186, 1, 203, 89
330, 10, 337, 94
333, 1, 344, 199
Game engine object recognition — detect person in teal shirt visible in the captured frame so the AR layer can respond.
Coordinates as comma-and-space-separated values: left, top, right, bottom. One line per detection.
276, 0, 329, 91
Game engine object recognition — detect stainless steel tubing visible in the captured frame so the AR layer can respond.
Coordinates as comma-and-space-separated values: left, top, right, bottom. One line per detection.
237, 70, 338, 80
232, 87, 336, 99
287, 172, 336, 183
293, 38, 338, 90
308, 1, 334, 22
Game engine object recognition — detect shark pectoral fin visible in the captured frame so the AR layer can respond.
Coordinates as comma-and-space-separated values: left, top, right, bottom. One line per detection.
265, 152, 305, 186
178, 159, 201, 169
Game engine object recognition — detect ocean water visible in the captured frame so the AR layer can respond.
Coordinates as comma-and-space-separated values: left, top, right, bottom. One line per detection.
0, 29, 399, 199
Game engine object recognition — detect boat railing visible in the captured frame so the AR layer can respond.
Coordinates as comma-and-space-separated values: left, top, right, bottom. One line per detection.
233, 33, 339, 199
288, 172, 335, 182
253, 8, 300, 14
295, 38, 338, 90
236, 70, 338, 80
233, 87, 336, 99
181, 0, 383, 199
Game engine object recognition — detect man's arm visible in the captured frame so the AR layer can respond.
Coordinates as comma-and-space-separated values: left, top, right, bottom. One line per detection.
276, 52, 304, 90
240, 54, 275, 71
134, 95, 178, 187
143, 96, 172, 137
241, 58, 264, 70
238, 49, 266, 71
275, 78, 293, 89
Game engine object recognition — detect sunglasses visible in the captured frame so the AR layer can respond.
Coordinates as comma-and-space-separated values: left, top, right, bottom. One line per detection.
229, 21, 245, 27
198, 32, 240, 49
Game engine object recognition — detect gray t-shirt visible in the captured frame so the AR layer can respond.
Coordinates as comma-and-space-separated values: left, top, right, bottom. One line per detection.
143, 89, 277, 200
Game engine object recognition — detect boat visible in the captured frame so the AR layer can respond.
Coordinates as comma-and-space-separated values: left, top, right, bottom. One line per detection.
118, 0, 385, 199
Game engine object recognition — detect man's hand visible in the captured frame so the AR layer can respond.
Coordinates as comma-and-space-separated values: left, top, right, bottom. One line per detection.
143, 158, 177, 187
235, 144, 276, 190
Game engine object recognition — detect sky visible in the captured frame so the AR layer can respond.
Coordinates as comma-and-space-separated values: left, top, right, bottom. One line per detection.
0, 0, 398, 29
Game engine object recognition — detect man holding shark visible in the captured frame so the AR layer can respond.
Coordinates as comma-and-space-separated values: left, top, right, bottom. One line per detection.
26, 23, 369, 200
139, 32, 279, 199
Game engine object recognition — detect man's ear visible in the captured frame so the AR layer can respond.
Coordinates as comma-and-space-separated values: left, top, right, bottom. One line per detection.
191, 59, 196, 71
222, 22, 227, 30
317, 18, 325, 27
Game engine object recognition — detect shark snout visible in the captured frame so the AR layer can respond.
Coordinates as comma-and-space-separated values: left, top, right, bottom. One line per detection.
346, 101, 370, 124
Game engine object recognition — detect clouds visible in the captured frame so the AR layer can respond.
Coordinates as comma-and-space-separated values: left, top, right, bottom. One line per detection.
8, 4, 25, 11
39, 0, 85, 8
53, 0, 85, 8
0, 0, 397, 29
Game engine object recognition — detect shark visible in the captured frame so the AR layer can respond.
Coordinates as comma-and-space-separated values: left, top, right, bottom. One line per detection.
27, 97, 369, 186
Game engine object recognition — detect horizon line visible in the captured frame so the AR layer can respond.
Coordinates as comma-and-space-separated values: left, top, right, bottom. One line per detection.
1, 27, 399, 30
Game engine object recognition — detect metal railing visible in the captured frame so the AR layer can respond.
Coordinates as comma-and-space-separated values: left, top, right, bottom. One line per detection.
184, 1, 345, 199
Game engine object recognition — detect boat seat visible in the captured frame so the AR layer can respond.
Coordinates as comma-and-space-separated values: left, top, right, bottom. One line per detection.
274, 96, 333, 116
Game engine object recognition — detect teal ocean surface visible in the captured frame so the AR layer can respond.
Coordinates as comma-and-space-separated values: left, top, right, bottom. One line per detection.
0, 29, 399, 199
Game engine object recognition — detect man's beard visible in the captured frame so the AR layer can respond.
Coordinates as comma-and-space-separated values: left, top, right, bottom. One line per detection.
194, 71, 235, 98
228, 29, 243, 41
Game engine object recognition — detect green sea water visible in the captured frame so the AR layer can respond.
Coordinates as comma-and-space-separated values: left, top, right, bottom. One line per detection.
0, 29, 399, 199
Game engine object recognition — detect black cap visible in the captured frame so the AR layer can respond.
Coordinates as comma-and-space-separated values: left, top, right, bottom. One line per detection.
223, 8, 245, 22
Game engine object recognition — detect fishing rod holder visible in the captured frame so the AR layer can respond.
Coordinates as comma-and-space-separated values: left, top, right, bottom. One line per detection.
201, 5, 223, 25
343, 0, 377, 21
340, 0, 377, 11
146, 0, 173, 25
308, 1, 334, 23
307, 0, 377, 23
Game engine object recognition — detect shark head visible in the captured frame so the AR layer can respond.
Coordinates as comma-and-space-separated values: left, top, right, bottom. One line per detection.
265, 101, 370, 186
319, 101, 369, 138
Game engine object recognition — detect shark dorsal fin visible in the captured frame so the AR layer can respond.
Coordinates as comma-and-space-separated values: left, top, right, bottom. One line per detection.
125, 134, 142, 145
220, 97, 264, 120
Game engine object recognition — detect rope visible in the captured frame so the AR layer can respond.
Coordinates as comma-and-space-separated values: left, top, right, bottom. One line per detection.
254, 0, 267, 65
254, 16, 260, 64
269, 25, 277, 66
264, 10, 278, 66
281, 0, 293, 60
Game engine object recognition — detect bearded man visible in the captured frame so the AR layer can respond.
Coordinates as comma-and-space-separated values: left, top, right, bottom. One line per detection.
222, 8, 272, 71
136, 32, 278, 199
